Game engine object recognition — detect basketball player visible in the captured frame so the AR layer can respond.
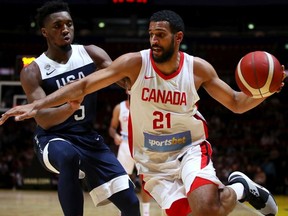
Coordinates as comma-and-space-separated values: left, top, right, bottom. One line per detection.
6, 1, 140, 216
109, 97, 152, 216
1, 10, 283, 216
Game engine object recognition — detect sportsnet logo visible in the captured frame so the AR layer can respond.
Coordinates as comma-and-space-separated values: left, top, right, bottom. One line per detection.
144, 131, 191, 152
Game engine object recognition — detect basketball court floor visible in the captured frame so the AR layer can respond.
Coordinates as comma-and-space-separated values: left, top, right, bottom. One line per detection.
0, 189, 287, 216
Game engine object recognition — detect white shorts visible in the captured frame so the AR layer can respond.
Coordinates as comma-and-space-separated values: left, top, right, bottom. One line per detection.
141, 143, 224, 209
117, 139, 135, 175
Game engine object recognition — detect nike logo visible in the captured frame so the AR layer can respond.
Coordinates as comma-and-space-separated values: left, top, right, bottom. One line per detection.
144, 75, 155, 79
46, 69, 56, 76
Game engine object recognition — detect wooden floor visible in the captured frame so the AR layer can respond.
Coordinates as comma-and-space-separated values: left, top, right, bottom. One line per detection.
0, 189, 287, 216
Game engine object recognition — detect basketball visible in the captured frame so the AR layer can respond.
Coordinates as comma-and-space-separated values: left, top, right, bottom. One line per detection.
235, 51, 283, 98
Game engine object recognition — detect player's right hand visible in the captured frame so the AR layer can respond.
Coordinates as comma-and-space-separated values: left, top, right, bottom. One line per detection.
0, 103, 37, 125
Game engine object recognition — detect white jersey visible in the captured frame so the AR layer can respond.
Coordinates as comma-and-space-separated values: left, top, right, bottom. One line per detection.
119, 101, 129, 137
117, 100, 135, 175
129, 49, 208, 175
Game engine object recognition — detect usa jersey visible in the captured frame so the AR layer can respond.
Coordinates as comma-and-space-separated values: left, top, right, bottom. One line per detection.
34, 45, 101, 148
129, 49, 208, 174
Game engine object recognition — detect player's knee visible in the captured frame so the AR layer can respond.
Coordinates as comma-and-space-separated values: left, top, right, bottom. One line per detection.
192, 202, 220, 216
165, 198, 191, 216
219, 187, 237, 213
191, 196, 232, 216
59, 150, 79, 168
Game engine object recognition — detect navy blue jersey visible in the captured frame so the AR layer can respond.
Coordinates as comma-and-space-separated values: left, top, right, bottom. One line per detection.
34, 44, 101, 149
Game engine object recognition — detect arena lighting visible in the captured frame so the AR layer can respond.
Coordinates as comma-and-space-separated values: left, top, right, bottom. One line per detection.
98, 22, 105, 28
22, 56, 36, 67
15, 55, 36, 74
247, 23, 255, 30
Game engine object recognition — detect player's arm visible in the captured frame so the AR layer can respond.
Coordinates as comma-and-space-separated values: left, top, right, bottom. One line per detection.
32, 51, 141, 109
109, 103, 122, 145
194, 57, 266, 114
0, 52, 141, 124
85, 44, 112, 70
20, 62, 81, 129
85, 44, 128, 89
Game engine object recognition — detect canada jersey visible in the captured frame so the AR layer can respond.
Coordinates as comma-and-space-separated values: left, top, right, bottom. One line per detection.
119, 101, 129, 137
129, 49, 208, 174
34, 45, 100, 148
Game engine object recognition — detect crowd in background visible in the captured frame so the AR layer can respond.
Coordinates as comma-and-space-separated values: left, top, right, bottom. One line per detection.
0, 2, 287, 194
0, 82, 287, 195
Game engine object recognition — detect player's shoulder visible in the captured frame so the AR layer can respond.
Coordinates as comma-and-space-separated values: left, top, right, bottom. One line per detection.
193, 56, 209, 65
21, 60, 40, 75
20, 60, 42, 85
82, 44, 97, 49
123, 51, 142, 58
116, 51, 142, 64
193, 56, 218, 83
82, 44, 105, 54
82, 44, 112, 66
193, 56, 215, 71
79, 43, 108, 54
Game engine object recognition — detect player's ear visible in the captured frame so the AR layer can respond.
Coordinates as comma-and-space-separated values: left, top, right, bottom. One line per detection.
41, 28, 48, 38
175, 31, 183, 43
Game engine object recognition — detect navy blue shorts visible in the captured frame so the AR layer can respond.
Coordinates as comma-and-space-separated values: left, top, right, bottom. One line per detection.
34, 132, 127, 190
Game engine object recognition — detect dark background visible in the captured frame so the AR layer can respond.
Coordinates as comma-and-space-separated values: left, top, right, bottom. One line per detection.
0, 0, 287, 194
1, 0, 288, 67
1, 0, 288, 69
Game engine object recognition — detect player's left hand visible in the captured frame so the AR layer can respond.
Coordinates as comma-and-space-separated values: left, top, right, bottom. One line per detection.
0, 103, 37, 125
276, 66, 287, 93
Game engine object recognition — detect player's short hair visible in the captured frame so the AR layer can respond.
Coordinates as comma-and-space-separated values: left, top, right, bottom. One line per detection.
149, 10, 185, 34
35, 0, 71, 29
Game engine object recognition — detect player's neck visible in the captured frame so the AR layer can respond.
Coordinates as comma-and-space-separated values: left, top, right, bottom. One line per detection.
45, 47, 72, 64
155, 52, 180, 75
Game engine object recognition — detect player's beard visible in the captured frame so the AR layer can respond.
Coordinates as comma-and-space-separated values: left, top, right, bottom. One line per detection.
152, 37, 175, 63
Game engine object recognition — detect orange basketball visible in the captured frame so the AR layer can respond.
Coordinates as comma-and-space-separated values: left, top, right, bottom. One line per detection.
235, 51, 283, 98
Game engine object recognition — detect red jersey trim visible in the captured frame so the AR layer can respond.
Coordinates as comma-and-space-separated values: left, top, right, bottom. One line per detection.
150, 49, 184, 80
